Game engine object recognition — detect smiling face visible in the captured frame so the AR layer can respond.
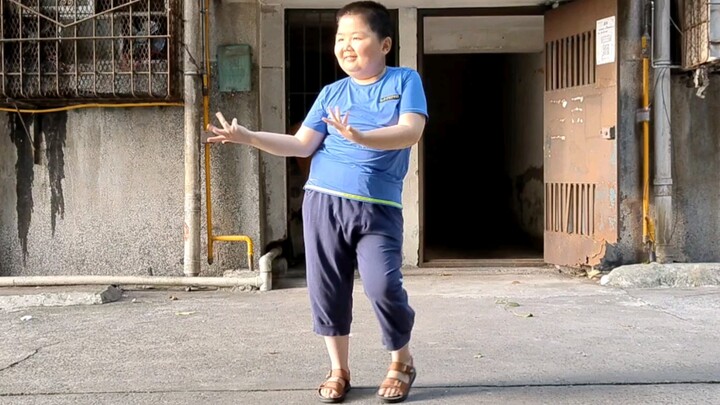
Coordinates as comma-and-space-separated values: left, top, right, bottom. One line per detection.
334, 14, 391, 82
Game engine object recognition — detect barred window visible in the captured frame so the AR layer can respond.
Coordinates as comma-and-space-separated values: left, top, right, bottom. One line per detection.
0, 0, 180, 103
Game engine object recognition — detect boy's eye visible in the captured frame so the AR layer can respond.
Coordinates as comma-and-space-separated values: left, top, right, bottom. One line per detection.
352, 37, 361, 41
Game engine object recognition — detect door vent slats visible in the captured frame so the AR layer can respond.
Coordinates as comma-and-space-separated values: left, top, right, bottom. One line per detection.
545, 183, 595, 236
545, 30, 596, 91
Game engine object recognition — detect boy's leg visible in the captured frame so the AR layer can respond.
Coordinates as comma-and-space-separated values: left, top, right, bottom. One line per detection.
355, 203, 414, 351
302, 191, 356, 399
354, 203, 415, 400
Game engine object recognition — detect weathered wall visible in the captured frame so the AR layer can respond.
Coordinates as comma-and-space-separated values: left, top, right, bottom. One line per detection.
613, 0, 644, 268
0, 2, 264, 276
1, 109, 187, 276
206, 1, 263, 272
258, 4, 288, 248
399, 7, 421, 267
504, 52, 545, 242
671, 75, 720, 262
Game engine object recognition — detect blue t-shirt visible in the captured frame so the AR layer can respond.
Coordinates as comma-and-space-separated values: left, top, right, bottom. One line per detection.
302, 66, 428, 208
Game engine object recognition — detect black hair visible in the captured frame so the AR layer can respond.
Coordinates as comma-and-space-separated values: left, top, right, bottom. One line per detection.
336, 1, 393, 40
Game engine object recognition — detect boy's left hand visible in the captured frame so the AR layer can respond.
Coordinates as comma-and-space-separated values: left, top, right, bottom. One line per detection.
323, 107, 365, 144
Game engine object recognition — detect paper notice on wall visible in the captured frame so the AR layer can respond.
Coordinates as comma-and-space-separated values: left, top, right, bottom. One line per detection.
596, 16, 616, 65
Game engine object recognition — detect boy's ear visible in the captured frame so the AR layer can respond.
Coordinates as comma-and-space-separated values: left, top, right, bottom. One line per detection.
382, 37, 392, 54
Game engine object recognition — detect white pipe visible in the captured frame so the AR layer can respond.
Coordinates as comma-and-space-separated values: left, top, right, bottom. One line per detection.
0, 248, 284, 291
0, 276, 263, 289
183, 0, 202, 276
258, 247, 282, 292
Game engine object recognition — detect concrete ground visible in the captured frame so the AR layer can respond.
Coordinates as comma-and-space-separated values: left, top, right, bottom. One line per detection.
1, 269, 719, 404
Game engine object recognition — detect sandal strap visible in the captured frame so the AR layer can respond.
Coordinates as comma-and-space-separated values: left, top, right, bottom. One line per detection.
387, 362, 415, 375
380, 362, 415, 393
380, 377, 409, 391
319, 380, 346, 394
327, 369, 350, 381
319, 369, 350, 395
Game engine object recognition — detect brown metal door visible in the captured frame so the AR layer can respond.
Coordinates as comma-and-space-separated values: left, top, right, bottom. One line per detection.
544, 0, 618, 267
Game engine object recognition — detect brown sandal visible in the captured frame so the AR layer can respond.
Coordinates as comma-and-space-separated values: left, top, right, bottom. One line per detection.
317, 369, 351, 403
377, 361, 417, 403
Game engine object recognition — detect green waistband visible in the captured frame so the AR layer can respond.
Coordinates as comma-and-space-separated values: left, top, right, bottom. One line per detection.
304, 186, 403, 209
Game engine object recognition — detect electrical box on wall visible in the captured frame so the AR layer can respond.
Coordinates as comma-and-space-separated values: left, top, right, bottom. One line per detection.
217, 44, 252, 92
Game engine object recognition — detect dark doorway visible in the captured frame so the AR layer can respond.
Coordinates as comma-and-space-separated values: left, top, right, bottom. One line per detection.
421, 53, 544, 265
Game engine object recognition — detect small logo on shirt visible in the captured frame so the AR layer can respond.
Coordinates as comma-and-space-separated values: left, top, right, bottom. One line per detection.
380, 94, 400, 103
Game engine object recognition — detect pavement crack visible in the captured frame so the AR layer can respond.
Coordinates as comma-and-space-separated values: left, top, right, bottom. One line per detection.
623, 291, 689, 321
0, 349, 39, 372
2, 381, 720, 397
0, 342, 59, 373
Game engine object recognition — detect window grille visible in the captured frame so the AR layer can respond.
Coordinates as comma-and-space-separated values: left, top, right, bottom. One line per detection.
0, 0, 180, 103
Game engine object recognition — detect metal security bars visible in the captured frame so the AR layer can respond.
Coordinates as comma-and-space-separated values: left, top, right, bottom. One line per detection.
0, 0, 179, 102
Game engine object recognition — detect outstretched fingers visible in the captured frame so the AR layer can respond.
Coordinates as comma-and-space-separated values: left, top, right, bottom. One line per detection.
206, 112, 235, 144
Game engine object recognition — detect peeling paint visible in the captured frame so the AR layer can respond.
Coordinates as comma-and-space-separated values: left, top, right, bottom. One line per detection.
8, 113, 34, 263
571, 96, 585, 102
549, 99, 568, 107
551, 135, 566, 140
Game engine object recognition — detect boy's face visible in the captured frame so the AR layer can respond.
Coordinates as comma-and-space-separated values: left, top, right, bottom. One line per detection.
335, 14, 390, 80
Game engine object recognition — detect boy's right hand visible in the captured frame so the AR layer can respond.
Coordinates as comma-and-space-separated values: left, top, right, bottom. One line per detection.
205, 112, 253, 144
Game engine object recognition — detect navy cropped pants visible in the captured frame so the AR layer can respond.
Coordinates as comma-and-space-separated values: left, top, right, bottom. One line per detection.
302, 190, 415, 351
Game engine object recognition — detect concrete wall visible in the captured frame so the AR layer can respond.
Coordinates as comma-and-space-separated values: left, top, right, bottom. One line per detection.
0, 2, 265, 276
614, 0, 644, 268
504, 52, 545, 242
399, 7, 421, 267
671, 75, 720, 262
1, 109, 188, 276
423, 15, 543, 54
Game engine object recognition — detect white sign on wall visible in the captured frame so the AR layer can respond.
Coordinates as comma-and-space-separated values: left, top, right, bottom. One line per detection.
596, 16, 616, 65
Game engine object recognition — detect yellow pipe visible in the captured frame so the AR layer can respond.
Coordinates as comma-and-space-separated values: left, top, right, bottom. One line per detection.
205, 145, 214, 264
203, 0, 214, 265
641, 35, 655, 246
213, 235, 255, 271
0, 102, 183, 114
201, 0, 255, 270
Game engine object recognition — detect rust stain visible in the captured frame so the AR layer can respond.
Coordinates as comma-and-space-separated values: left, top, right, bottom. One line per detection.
588, 240, 607, 261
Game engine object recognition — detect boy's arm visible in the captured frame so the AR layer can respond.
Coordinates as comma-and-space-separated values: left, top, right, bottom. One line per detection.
245, 126, 325, 158
322, 111, 426, 151
207, 113, 324, 158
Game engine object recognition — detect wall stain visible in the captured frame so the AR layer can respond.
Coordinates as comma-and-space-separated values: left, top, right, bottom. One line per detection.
44, 112, 67, 236
514, 166, 544, 240
8, 113, 34, 263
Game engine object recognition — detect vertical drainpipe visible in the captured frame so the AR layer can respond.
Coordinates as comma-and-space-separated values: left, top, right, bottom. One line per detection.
652, 0, 674, 262
183, 0, 202, 276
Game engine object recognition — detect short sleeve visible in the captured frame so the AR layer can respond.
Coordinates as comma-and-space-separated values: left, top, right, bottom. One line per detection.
399, 69, 428, 119
302, 86, 328, 134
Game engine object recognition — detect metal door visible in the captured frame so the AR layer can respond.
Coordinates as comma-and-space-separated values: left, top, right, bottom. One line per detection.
544, 0, 618, 267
